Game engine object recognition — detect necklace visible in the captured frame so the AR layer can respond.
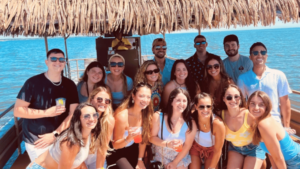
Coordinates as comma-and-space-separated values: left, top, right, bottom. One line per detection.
45, 71, 62, 86
174, 79, 185, 87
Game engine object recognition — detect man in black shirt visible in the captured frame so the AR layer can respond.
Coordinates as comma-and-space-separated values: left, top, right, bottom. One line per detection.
186, 35, 221, 90
14, 49, 79, 162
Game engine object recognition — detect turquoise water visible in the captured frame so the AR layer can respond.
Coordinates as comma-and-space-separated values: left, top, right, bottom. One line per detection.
1, 27, 300, 167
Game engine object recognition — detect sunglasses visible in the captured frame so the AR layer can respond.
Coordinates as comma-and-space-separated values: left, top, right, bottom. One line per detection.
195, 41, 207, 45
110, 62, 124, 67
97, 97, 111, 104
252, 51, 267, 56
226, 95, 240, 101
144, 68, 160, 75
155, 46, 167, 50
206, 64, 220, 70
83, 112, 99, 120
50, 57, 66, 63
199, 105, 212, 110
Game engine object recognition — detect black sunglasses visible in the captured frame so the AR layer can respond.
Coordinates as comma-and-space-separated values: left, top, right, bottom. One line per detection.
226, 95, 241, 101
83, 112, 99, 120
195, 41, 207, 45
206, 64, 220, 70
155, 46, 167, 50
144, 68, 160, 75
97, 97, 111, 104
110, 62, 124, 67
252, 51, 267, 56
199, 105, 212, 110
50, 57, 66, 63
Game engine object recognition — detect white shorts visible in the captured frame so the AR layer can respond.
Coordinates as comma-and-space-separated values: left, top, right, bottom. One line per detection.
25, 142, 51, 162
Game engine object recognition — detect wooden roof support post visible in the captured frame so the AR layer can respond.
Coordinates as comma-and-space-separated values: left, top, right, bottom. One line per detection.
198, 27, 201, 35
64, 34, 71, 79
44, 34, 49, 55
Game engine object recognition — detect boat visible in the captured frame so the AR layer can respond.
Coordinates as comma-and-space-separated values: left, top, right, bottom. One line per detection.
0, 0, 300, 168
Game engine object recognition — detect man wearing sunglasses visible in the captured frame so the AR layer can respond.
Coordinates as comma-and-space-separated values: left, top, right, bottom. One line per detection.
112, 31, 132, 50
223, 34, 253, 84
186, 35, 221, 90
152, 38, 175, 86
14, 49, 79, 162
238, 42, 292, 128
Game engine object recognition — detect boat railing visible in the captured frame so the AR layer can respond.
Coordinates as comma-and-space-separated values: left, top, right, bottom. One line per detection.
67, 58, 97, 84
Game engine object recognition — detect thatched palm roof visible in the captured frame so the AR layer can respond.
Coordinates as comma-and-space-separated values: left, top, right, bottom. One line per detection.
0, 0, 299, 36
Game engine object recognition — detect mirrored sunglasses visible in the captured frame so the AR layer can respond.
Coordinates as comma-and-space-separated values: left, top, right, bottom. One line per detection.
83, 112, 99, 120
206, 64, 220, 70
199, 105, 212, 110
97, 97, 111, 105
50, 57, 66, 63
226, 95, 240, 101
144, 68, 160, 75
155, 46, 167, 50
110, 62, 124, 67
252, 51, 267, 56
195, 41, 207, 45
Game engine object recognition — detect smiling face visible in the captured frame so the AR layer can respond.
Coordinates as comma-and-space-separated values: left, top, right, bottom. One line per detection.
145, 64, 159, 84
224, 41, 239, 57
152, 41, 167, 59
250, 45, 268, 67
91, 91, 111, 112
109, 56, 125, 76
223, 87, 241, 109
207, 59, 220, 77
80, 106, 98, 130
249, 96, 266, 118
174, 62, 188, 81
87, 67, 103, 84
132, 86, 152, 109
195, 97, 212, 119
45, 53, 66, 73
172, 93, 188, 113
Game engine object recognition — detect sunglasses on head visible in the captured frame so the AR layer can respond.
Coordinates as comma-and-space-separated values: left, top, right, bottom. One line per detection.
144, 68, 160, 75
50, 57, 66, 63
97, 97, 111, 104
155, 46, 167, 50
110, 62, 124, 67
195, 41, 207, 45
206, 64, 220, 70
252, 51, 267, 56
83, 112, 99, 120
199, 105, 212, 110
226, 95, 240, 101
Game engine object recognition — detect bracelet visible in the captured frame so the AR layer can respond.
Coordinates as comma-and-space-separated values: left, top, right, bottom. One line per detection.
138, 157, 143, 161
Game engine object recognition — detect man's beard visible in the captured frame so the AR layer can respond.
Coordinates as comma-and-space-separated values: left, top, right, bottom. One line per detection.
155, 53, 165, 58
226, 49, 238, 57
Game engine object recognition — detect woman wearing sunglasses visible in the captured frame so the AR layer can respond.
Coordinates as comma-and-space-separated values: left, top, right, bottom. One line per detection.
105, 54, 133, 110
77, 61, 106, 103
106, 82, 154, 169
221, 84, 265, 169
189, 92, 225, 169
150, 88, 197, 169
162, 59, 200, 109
247, 91, 300, 169
134, 60, 163, 111
26, 103, 100, 169
203, 55, 234, 115
83, 86, 114, 169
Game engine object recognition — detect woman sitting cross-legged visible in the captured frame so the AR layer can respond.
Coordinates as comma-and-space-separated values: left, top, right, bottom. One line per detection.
221, 84, 266, 169
189, 92, 225, 169
26, 103, 100, 169
150, 88, 197, 169
248, 91, 300, 169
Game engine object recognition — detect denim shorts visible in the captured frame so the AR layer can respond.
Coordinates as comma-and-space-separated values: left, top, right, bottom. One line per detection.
26, 162, 45, 169
286, 153, 300, 169
228, 142, 266, 160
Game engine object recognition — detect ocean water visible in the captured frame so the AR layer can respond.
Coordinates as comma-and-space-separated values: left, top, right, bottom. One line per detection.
1, 27, 300, 167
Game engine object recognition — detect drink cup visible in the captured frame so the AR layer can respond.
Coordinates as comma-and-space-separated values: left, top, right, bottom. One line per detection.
56, 98, 66, 107
174, 139, 183, 152
129, 127, 142, 143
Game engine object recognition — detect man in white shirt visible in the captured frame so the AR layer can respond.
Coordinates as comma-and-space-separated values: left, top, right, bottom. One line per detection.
238, 42, 292, 127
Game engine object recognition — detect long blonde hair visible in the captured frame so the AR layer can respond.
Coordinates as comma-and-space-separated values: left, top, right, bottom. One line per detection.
88, 86, 113, 155
115, 82, 154, 144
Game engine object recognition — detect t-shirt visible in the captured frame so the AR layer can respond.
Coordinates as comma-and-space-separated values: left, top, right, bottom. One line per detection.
16, 73, 79, 144
237, 67, 292, 123
153, 57, 175, 87
223, 54, 253, 84
111, 38, 132, 50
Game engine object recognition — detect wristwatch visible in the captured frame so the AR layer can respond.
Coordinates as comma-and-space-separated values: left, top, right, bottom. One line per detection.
138, 158, 143, 161
52, 131, 59, 137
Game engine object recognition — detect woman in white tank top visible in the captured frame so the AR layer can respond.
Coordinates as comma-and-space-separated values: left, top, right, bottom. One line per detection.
150, 88, 197, 169
189, 93, 225, 169
26, 103, 100, 169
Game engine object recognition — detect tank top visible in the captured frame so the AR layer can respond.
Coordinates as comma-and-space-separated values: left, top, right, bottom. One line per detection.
195, 114, 216, 147
173, 80, 187, 90
49, 133, 91, 168
158, 113, 188, 149
222, 110, 254, 147
259, 131, 300, 160
123, 127, 142, 147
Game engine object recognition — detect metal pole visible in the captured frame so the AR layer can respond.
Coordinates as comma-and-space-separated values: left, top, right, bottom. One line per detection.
14, 117, 21, 155
44, 35, 49, 55
163, 32, 166, 40
198, 27, 201, 35
64, 34, 71, 79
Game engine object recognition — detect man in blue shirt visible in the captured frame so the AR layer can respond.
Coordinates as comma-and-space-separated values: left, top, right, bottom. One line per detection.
152, 38, 175, 86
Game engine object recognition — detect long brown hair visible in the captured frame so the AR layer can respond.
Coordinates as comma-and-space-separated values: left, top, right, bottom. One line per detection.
87, 86, 113, 155
115, 82, 154, 144
248, 91, 272, 145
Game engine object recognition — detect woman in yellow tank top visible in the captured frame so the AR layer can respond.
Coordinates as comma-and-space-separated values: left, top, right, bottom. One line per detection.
221, 84, 266, 169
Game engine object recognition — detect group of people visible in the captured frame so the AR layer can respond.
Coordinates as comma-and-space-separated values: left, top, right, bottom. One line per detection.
14, 34, 300, 169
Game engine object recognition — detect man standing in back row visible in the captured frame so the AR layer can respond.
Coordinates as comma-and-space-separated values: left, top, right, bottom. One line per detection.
223, 34, 253, 84
14, 49, 79, 162
186, 35, 221, 90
